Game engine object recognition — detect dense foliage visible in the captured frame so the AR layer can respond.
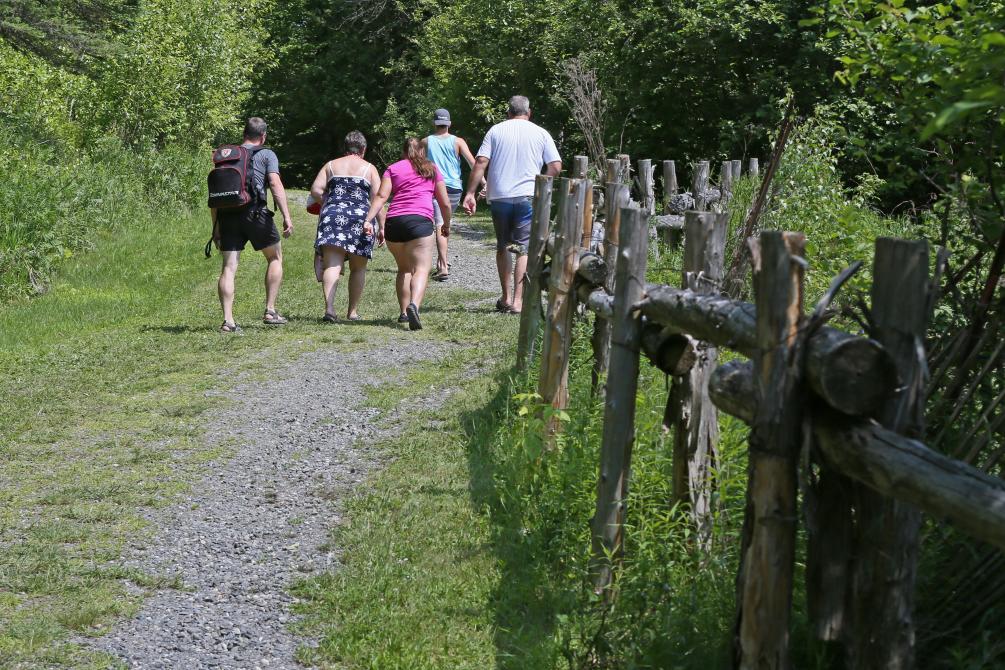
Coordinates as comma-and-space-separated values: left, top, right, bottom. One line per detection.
1, 0, 271, 299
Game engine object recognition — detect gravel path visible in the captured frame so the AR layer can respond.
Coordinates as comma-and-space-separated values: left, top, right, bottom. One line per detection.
89, 221, 500, 669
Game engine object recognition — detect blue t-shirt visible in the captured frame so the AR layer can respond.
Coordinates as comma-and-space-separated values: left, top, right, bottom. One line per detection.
425, 134, 462, 191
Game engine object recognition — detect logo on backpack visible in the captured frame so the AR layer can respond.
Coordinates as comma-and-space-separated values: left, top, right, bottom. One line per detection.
207, 145, 265, 210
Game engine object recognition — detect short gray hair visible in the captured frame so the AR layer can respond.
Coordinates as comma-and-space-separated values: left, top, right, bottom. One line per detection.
244, 117, 267, 140
507, 95, 530, 117
344, 130, 367, 155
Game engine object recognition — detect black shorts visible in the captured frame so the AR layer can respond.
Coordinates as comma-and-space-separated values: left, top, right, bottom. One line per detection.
385, 215, 434, 243
218, 207, 280, 252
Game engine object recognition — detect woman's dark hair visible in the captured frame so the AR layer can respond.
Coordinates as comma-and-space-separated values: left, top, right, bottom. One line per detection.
403, 137, 435, 180
344, 130, 367, 156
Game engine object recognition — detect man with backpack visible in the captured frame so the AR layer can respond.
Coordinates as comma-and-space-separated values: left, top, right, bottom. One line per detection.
209, 117, 293, 332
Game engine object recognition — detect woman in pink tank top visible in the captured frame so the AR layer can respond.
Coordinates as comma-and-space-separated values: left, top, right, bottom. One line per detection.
362, 138, 453, 331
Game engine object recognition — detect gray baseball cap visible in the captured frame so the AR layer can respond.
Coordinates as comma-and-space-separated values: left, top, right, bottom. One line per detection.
432, 108, 451, 126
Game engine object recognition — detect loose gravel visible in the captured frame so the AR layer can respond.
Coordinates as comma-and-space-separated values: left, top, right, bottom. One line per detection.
88, 221, 502, 669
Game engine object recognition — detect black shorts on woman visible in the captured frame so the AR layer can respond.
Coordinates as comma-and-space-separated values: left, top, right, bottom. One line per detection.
384, 214, 434, 243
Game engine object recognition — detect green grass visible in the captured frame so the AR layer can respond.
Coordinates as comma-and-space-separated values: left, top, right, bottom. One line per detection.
0, 194, 507, 667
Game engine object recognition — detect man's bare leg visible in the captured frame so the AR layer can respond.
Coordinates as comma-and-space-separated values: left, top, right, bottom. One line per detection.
496, 249, 513, 307
219, 251, 240, 325
435, 225, 449, 276
511, 253, 529, 313
261, 243, 283, 313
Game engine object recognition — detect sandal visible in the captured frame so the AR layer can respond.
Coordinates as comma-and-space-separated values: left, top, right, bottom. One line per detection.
220, 321, 243, 334
347, 314, 363, 322
397, 313, 409, 323
264, 309, 288, 325
322, 313, 339, 323
432, 272, 449, 282
495, 299, 512, 313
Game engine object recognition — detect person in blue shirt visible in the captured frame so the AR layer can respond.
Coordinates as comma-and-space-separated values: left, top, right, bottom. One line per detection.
423, 109, 482, 280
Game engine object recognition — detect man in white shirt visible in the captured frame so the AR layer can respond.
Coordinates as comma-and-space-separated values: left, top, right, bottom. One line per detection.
463, 95, 562, 314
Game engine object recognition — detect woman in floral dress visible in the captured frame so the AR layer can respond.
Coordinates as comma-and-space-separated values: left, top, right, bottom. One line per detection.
308, 130, 383, 321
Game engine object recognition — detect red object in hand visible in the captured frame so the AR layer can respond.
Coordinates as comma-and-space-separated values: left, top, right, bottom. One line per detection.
306, 194, 321, 215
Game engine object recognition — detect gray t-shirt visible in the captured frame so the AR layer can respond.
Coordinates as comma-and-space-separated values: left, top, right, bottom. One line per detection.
242, 143, 280, 200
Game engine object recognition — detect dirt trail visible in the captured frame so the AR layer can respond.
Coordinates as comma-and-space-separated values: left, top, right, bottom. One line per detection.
89, 223, 500, 669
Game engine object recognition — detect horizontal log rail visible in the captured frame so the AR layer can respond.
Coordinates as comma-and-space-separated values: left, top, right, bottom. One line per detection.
709, 360, 1005, 553
636, 285, 897, 417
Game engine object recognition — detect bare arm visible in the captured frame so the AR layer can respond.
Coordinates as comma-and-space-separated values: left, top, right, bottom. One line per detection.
363, 175, 393, 236
456, 137, 486, 193
268, 173, 293, 237
309, 165, 329, 202
545, 160, 562, 177
434, 181, 452, 235
462, 156, 490, 214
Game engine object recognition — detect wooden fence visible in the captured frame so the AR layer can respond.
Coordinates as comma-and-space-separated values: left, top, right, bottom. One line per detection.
513, 157, 1005, 669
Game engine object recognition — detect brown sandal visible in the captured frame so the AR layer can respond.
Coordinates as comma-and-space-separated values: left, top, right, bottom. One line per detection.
263, 309, 288, 325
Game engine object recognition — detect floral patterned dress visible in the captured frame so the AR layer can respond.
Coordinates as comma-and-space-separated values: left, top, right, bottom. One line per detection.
315, 161, 375, 259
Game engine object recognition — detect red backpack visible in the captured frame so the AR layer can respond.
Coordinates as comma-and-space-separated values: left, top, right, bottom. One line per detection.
207, 145, 264, 209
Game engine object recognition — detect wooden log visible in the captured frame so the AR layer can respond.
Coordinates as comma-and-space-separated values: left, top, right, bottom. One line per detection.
538, 178, 586, 425
692, 160, 710, 211
637, 285, 897, 416
653, 215, 684, 230
573, 155, 589, 178
733, 230, 806, 670
579, 285, 613, 318
576, 250, 607, 287
749, 158, 760, 177
591, 182, 631, 396
708, 360, 1005, 553
641, 324, 697, 376
617, 154, 631, 184
606, 159, 620, 183
591, 207, 650, 593
720, 161, 734, 205
663, 160, 678, 205
637, 159, 656, 215
516, 175, 554, 371
731, 159, 742, 183
849, 238, 929, 670
581, 176, 595, 250
669, 212, 727, 536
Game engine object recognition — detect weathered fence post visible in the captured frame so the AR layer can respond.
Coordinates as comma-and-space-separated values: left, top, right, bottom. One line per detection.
637, 159, 656, 215
617, 154, 631, 184
848, 238, 930, 670
516, 175, 554, 371
668, 212, 727, 539
733, 230, 806, 670
606, 159, 620, 184
720, 161, 734, 207
693, 160, 710, 211
749, 158, 760, 177
581, 171, 595, 249
572, 155, 589, 179
538, 178, 586, 428
591, 182, 631, 396
590, 207, 650, 592
663, 160, 678, 205
731, 159, 742, 184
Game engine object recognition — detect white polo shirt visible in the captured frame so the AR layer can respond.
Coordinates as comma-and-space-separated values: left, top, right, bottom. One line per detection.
477, 118, 561, 202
